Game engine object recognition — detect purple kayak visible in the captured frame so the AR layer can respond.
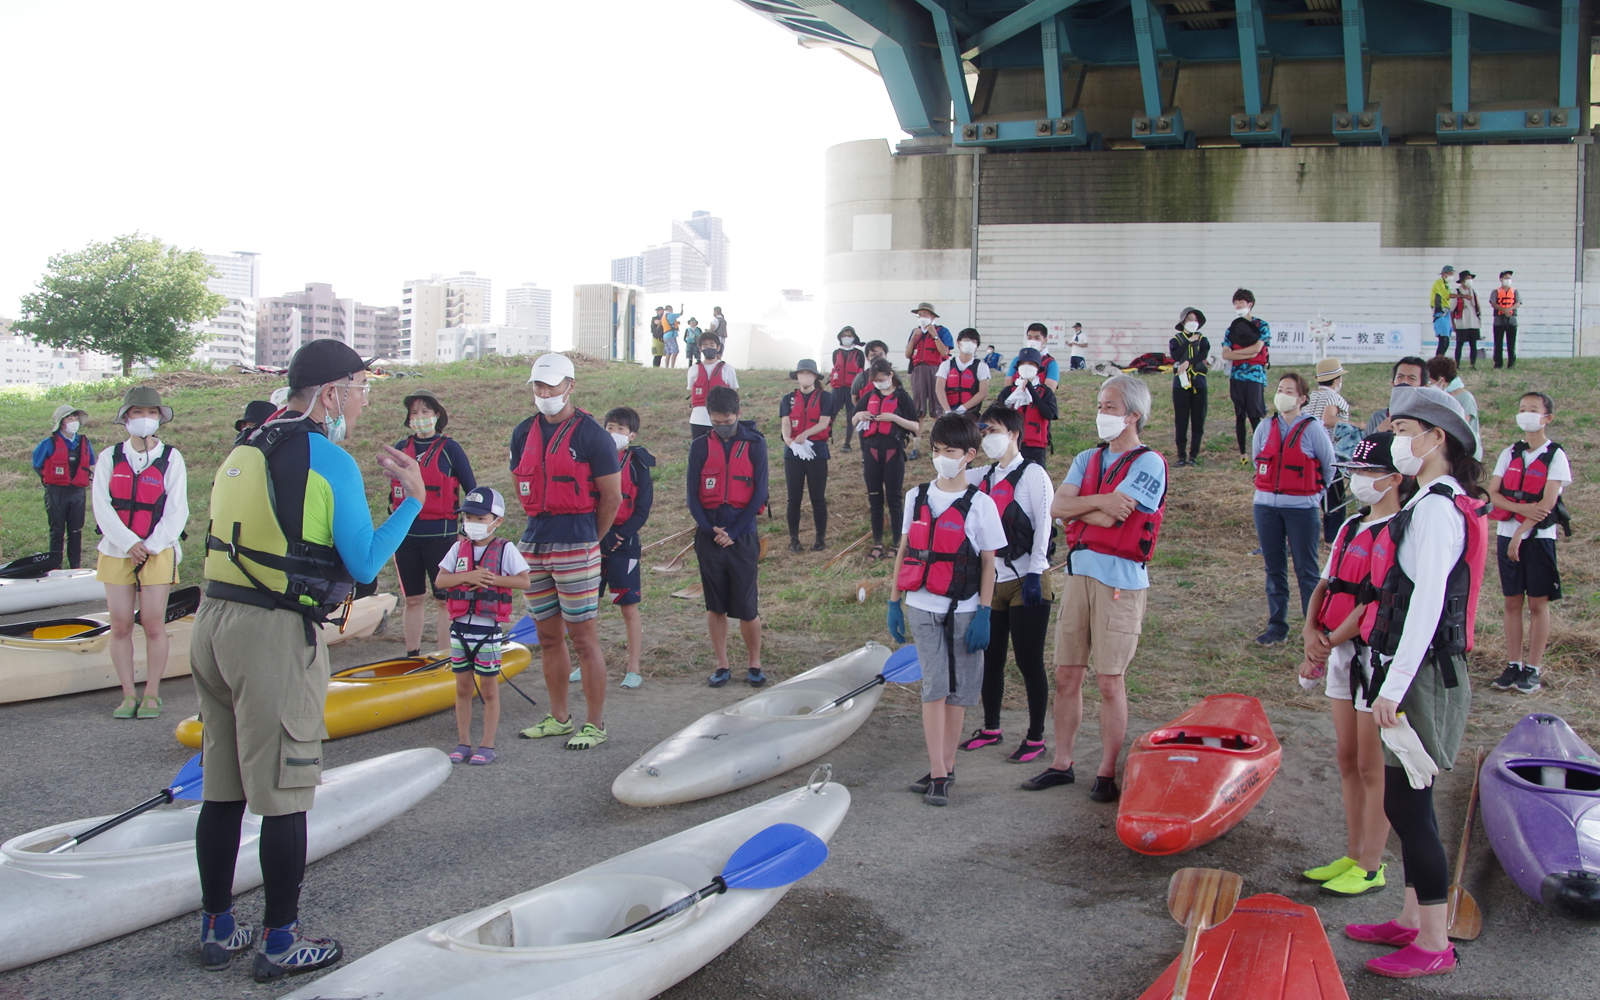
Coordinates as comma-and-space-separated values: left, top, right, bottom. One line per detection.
1480, 713, 1600, 921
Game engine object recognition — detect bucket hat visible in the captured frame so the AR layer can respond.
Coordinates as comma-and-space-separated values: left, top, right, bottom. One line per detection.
1388, 386, 1476, 454
116, 386, 172, 425
789, 359, 822, 380
235, 400, 277, 432
401, 388, 449, 433
51, 404, 88, 433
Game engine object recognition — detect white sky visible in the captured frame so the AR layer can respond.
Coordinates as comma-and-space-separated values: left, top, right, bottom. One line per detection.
0, 0, 903, 344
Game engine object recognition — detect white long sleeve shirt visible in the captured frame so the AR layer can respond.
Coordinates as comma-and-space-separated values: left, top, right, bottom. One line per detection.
1375, 476, 1465, 705
92, 440, 189, 561
967, 454, 1054, 583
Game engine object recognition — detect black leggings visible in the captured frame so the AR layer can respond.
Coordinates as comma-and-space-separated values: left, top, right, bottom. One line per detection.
1172, 383, 1207, 460
980, 600, 1053, 740
1454, 333, 1479, 367
1383, 766, 1450, 905
1229, 379, 1264, 455
861, 444, 905, 546
784, 451, 829, 542
833, 387, 856, 446
197, 800, 309, 928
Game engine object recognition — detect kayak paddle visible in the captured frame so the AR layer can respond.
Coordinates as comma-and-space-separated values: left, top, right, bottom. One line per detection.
1446, 748, 1484, 940
808, 645, 921, 715
1166, 867, 1243, 1000
608, 822, 828, 938
506, 614, 538, 646
49, 754, 204, 855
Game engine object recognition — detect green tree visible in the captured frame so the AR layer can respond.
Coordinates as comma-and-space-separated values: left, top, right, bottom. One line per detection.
14, 233, 226, 376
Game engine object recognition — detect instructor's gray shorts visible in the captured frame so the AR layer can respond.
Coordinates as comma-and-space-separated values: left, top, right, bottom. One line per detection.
907, 605, 982, 706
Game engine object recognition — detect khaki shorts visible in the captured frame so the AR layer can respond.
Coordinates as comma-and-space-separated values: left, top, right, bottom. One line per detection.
1054, 574, 1147, 675
992, 572, 1056, 611
189, 599, 330, 815
95, 549, 178, 586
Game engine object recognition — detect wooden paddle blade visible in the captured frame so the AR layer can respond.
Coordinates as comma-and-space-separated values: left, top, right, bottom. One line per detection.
670, 583, 704, 600
652, 540, 695, 572
1167, 868, 1244, 929
1447, 748, 1485, 941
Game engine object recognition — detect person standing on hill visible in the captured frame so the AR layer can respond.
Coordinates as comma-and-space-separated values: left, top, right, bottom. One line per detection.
829, 327, 866, 452
708, 305, 727, 347
687, 331, 738, 440
510, 352, 623, 751
851, 339, 889, 409
1429, 265, 1457, 357
388, 388, 476, 658
33, 404, 94, 570
649, 306, 665, 368
661, 317, 680, 369
855, 357, 920, 561
1000, 346, 1058, 465
935, 328, 991, 420
1068, 322, 1088, 371
1168, 308, 1209, 467
1251, 372, 1336, 646
1451, 271, 1481, 369
905, 302, 953, 458
780, 359, 836, 552
683, 316, 704, 366
1221, 289, 1270, 465
1491, 270, 1521, 369
1008, 323, 1061, 390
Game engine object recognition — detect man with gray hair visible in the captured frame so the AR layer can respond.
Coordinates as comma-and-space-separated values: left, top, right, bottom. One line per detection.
1024, 375, 1167, 804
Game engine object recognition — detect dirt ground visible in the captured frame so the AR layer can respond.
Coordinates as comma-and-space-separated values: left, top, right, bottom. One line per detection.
0, 605, 1594, 1000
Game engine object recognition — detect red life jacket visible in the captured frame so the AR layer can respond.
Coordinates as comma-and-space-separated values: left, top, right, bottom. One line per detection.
896, 485, 982, 601
443, 537, 514, 624
943, 361, 982, 410
615, 448, 641, 525
1489, 441, 1562, 522
830, 347, 864, 389
977, 460, 1055, 575
1063, 445, 1167, 565
787, 389, 831, 443
861, 389, 901, 442
390, 436, 460, 520
108, 443, 174, 540
1253, 416, 1324, 496
512, 412, 598, 517
1317, 514, 1385, 633
41, 432, 92, 487
909, 329, 945, 367
699, 437, 757, 509
691, 361, 729, 409
1361, 484, 1490, 686
1011, 383, 1051, 449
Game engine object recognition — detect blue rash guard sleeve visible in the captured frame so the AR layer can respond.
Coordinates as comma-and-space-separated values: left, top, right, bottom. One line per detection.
307, 433, 419, 584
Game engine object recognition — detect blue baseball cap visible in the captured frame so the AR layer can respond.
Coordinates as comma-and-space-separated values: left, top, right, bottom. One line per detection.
458, 487, 505, 518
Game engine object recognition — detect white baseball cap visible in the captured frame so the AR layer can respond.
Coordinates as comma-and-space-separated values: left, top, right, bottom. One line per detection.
528, 352, 576, 386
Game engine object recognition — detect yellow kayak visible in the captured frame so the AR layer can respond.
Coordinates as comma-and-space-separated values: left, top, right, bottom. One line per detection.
174, 642, 533, 748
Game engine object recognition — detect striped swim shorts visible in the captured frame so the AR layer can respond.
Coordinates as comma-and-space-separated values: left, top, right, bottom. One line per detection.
516, 541, 602, 623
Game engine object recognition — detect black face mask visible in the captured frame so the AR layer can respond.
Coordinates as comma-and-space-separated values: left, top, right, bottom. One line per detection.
702, 349, 718, 360
712, 422, 737, 439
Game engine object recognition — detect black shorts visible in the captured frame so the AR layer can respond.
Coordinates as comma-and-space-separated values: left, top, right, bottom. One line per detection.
1497, 534, 1562, 600
394, 532, 457, 599
695, 530, 760, 621
600, 536, 642, 606
1229, 378, 1267, 421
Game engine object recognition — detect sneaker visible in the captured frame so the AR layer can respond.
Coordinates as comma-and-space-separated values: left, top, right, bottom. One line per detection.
958, 728, 1003, 751
1020, 765, 1075, 791
518, 714, 574, 739
746, 668, 768, 686
789, 539, 803, 553
1255, 630, 1288, 646
1302, 855, 1357, 882
1008, 739, 1048, 763
1321, 863, 1387, 896
565, 723, 607, 750
252, 922, 343, 982
199, 908, 253, 971
568, 667, 582, 683
841, 443, 852, 453
1239, 455, 1251, 467
1513, 665, 1542, 693
1088, 775, 1120, 802
1344, 919, 1419, 946
707, 668, 731, 687
1490, 662, 1522, 690
1175, 458, 1189, 468
620, 671, 643, 689
811, 539, 827, 552
1365, 943, 1457, 979
925, 776, 951, 806
908, 771, 954, 793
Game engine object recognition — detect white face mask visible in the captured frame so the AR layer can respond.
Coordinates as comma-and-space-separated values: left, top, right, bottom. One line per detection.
1183, 320, 1199, 333
981, 433, 1010, 459
1235, 306, 1251, 317
840, 336, 855, 346
1516, 411, 1546, 433
610, 431, 631, 450
917, 315, 932, 329
932, 455, 966, 480
873, 378, 892, 392
1027, 338, 1046, 351
1273, 392, 1299, 414
410, 416, 436, 436
958, 341, 976, 356
1350, 474, 1393, 507
1390, 431, 1439, 477
1018, 364, 1038, 380
126, 416, 159, 438
1501, 278, 1512, 288
62, 420, 80, 436
462, 521, 494, 541
325, 413, 347, 443
534, 390, 569, 416
1096, 412, 1127, 441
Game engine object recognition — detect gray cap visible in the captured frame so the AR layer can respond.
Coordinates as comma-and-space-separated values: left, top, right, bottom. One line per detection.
51, 404, 87, 433
790, 359, 822, 379
116, 386, 172, 425
1388, 386, 1476, 454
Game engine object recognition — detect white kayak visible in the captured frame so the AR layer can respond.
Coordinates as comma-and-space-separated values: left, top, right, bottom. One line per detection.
0, 611, 197, 704
320, 592, 399, 644
0, 568, 105, 615
0, 747, 449, 972
282, 776, 851, 1000
612, 643, 889, 807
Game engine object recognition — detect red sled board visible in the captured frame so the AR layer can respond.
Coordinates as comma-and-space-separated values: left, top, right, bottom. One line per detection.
1118, 694, 1282, 855
1138, 893, 1349, 1000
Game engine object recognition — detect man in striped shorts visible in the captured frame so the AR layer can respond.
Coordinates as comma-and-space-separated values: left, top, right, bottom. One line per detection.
509, 353, 623, 749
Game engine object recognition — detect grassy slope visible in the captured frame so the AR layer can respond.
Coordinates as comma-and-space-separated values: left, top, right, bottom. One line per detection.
5, 353, 1596, 739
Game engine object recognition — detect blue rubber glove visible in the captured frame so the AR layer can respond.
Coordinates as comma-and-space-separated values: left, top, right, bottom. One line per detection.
964, 605, 991, 652
1021, 573, 1042, 608
887, 599, 908, 644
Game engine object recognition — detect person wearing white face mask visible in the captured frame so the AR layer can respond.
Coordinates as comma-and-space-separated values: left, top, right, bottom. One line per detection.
1490, 270, 1521, 369
779, 359, 838, 552
1344, 386, 1487, 981
433, 487, 533, 766
828, 327, 866, 452
509, 352, 624, 750
905, 302, 954, 455
1221, 289, 1271, 464
1449, 270, 1481, 368
597, 406, 655, 691
1168, 307, 1210, 466
1250, 373, 1337, 646
935, 328, 991, 421
1007, 322, 1061, 390
1002, 346, 1060, 465
388, 388, 477, 659
93, 386, 189, 721
33, 403, 95, 570
855, 357, 921, 560
1029, 376, 1167, 804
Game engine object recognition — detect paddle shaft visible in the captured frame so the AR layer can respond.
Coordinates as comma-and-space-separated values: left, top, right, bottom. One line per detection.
638, 526, 693, 554
609, 877, 726, 938
809, 675, 886, 716
1451, 749, 1483, 891
820, 530, 873, 571
1172, 919, 1203, 1000
1446, 749, 1485, 940
48, 789, 173, 854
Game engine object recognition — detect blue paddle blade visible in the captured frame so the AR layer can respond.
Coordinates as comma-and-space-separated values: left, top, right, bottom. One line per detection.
506, 615, 537, 646
168, 753, 204, 801
881, 644, 921, 683
721, 823, 829, 891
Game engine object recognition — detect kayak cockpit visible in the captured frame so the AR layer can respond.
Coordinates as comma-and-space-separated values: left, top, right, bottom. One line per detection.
723, 685, 851, 719
1147, 727, 1261, 753
334, 657, 447, 681
1504, 759, 1600, 793
443, 874, 704, 952
4, 806, 245, 858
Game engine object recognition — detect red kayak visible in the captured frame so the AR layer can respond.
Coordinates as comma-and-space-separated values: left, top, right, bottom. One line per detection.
1138, 893, 1348, 1000
1118, 694, 1282, 855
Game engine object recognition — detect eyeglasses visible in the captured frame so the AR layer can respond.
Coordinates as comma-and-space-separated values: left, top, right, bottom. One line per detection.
330, 381, 371, 398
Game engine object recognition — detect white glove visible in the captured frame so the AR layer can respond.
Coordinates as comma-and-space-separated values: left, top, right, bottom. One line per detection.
1380, 714, 1439, 789
953, 404, 966, 414
1006, 383, 1032, 408
798, 441, 816, 460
